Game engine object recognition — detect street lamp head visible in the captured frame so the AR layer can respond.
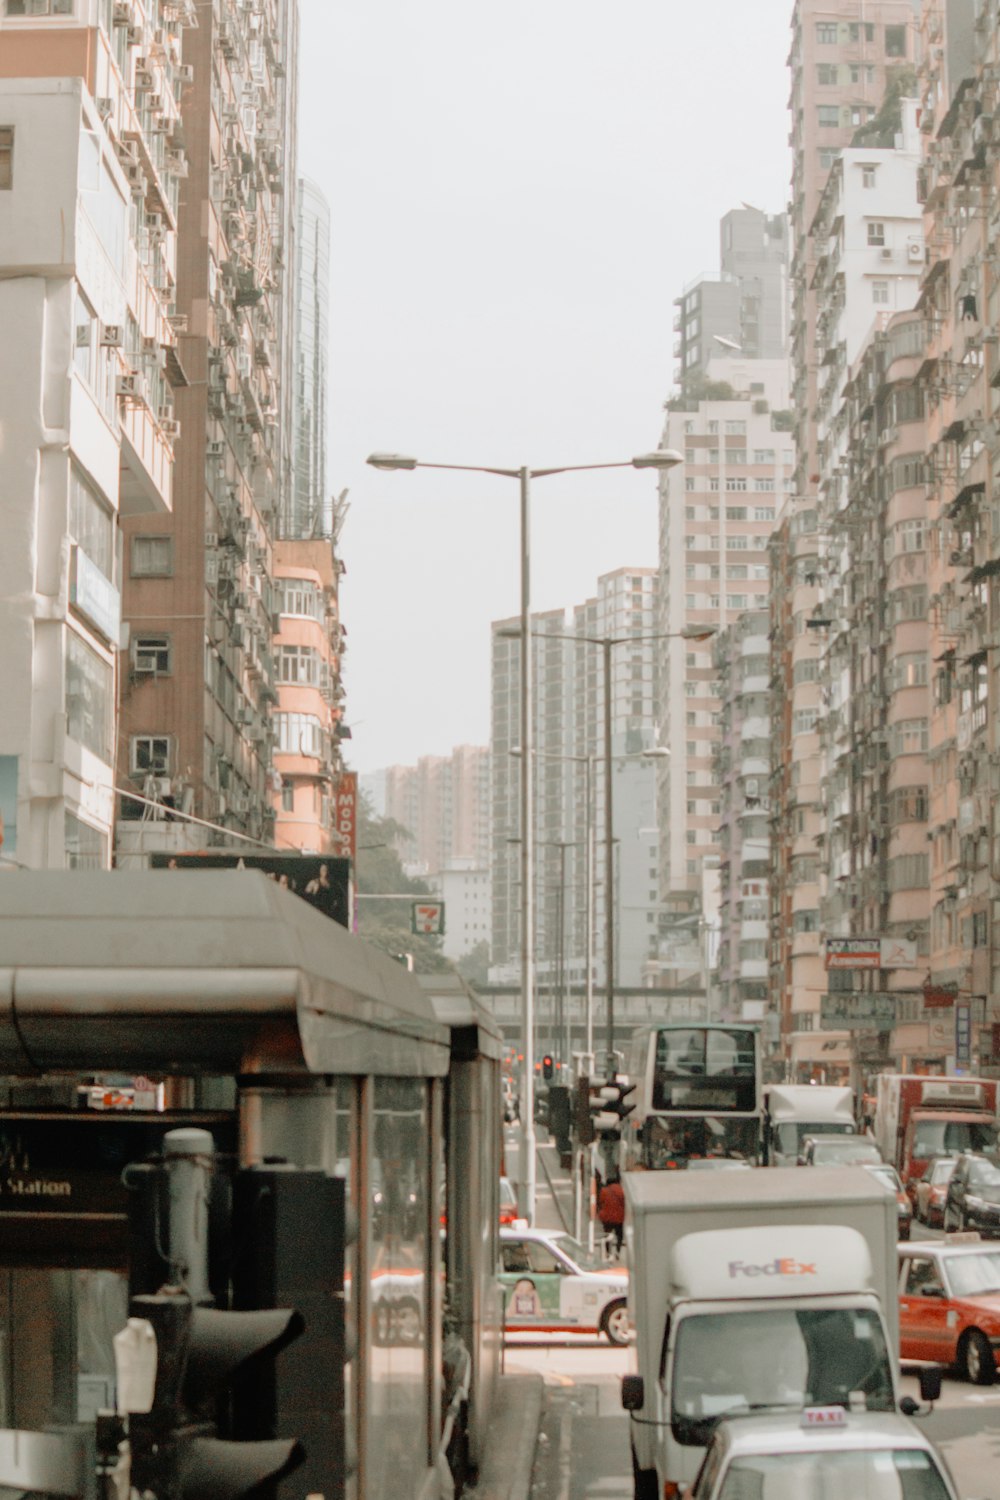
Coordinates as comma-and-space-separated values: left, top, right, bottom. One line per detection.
366, 452, 418, 471
679, 625, 718, 641
496, 626, 522, 639
642, 746, 671, 759
630, 449, 684, 470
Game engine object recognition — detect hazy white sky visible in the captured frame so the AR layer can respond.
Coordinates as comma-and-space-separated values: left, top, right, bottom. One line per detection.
297, 1, 791, 773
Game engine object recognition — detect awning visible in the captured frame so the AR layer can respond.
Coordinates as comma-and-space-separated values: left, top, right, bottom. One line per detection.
0, 871, 450, 1078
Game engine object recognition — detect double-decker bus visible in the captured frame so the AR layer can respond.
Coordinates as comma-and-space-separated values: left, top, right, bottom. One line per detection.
621, 1023, 762, 1169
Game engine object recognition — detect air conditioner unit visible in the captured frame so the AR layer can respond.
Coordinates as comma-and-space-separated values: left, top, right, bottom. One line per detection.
907, 240, 924, 262
96, 97, 114, 121
125, 162, 146, 190
100, 323, 124, 348
207, 440, 226, 459
143, 335, 159, 353
205, 530, 219, 549
146, 213, 164, 233
235, 349, 251, 378
112, 0, 131, 23
116, 373, 144, 399
880, 247, 894, 260
176, 63, 194, 83
161, 418, 181, 438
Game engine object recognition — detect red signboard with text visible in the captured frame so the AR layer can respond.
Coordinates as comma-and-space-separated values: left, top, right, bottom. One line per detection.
333, 772, 358, 861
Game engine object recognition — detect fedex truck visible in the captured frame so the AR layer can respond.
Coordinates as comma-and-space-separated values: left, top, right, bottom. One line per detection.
873, 1074, 1000, 1191
762, 1083, 856, 1165
621, 1168, 902, 1499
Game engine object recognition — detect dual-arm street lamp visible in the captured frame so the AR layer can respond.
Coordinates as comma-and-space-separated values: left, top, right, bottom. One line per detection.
367, 447, 682, 1222
502, 625, 715, 1074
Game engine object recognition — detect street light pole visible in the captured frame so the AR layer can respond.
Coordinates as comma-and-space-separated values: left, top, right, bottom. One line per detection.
368, 447, 683, 1224
518, 465, 537, 1221
602, 637, 616, 1074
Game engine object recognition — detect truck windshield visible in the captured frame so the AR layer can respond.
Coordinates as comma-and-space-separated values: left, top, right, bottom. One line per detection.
912, 1120, 1000, 1158
774, 1121, 853, 1157
670, 1308, 894, 1447
712, 1450, 950, 1500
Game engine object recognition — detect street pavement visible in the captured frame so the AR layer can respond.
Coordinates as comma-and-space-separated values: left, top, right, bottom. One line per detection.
502, 1122, 1000, 1499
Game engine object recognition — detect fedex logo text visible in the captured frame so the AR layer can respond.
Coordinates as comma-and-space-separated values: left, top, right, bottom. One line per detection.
728, 1257, 817, 1278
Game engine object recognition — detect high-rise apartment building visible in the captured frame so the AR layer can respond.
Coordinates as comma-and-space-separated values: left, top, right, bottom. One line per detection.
116, 0, 299, 862
382, 745, 490, 875
674, 207, 789, 389
653, 359, 793, 984
0, 0, 194, 869
770, 0, 920, 1069
712, 612, 772, 1023
489, 568, 660, 1021
285, 175, 329, 541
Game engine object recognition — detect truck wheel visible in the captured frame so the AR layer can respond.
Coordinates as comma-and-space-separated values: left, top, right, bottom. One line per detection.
602, 1299, 631, 1346
961, 1329, 995, 1386
631, 1443, 657, 1500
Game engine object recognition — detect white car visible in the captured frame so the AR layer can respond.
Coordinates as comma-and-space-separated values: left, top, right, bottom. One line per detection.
683, 1407, 962, 1500
499, 1226, 630, 1344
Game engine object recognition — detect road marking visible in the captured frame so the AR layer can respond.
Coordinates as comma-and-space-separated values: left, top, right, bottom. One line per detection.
556, 1403, 573, 1500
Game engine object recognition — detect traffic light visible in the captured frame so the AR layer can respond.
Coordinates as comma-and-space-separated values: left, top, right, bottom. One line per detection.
127, 1291, 306, 1500
542, 1054, 554, 1081
590, 1076, 637, 1137
575, 1076, 596, 1146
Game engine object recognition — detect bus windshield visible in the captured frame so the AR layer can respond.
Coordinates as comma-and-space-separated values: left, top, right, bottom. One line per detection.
652, 1027, 758, 1113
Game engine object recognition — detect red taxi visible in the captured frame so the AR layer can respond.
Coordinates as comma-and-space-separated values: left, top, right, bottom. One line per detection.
898, 1237, 1000, 1384
912, 1158, 956, 1228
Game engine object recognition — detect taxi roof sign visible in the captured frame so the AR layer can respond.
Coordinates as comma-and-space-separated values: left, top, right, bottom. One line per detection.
800, 1407, 847, 1428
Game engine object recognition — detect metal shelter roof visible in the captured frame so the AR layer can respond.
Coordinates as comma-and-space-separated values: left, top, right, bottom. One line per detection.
0, 871, 450, 1077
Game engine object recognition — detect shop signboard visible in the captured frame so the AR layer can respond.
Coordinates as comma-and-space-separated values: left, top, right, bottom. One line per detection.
820, 992, 896, 1030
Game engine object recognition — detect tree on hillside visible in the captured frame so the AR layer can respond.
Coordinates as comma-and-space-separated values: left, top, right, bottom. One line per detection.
851, 65, 919, 147
354, 794, 452, 973
456, 939, 490, 987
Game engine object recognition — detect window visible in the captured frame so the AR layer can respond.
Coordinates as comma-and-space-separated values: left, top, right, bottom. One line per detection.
281, 779, 294, 812
724, 421, 745, 436
753, 505, 775, 520
872, 280, 889, 304
131, 535, 173, 577
726, 507, 747, 520
726, 565, 748, 580
685, 477, 696, 492
818, 105, 840, 128
277, 645, 321, 686
816, 63, 838, 84
852, 104, 875, 126
816, 20, 837, 42
753, 449, 775, 464
70, 467, 113, 578
727, 594, 748, 610
130, 736, 170, 774
74, 292, 96, 388
725, 477, 747, 492
65, 811, 107, 871
862, 165, 877, 189
133, 635, 171, 674
5, 0, 73, 11
274, 712, 324, 757
0, 127, 12, 190
66, 632, 113, 762
885, 24, 906, 56
867, 222, 885, 246
819, 148, 840, 169
726, 535, 748, 551
849, 21, 874, 41
279, 579, 324, 619
754, 478, 775, 492
793, 708, 818, 735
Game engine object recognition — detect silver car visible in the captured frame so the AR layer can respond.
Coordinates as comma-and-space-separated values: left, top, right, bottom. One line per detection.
684, 1409, 962, 1500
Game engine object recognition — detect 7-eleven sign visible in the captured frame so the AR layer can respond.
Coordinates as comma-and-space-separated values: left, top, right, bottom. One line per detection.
411, 901, 445, 935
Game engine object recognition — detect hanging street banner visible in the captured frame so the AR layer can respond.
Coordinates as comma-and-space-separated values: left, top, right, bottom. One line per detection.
825, 938, 881, 970
955, 1001, 972, 1066
825, 936, 919, 970
331, 771, 358, 861
411, 901, 445, 936
820, 992, 897, 1030
151, 852, 351, 928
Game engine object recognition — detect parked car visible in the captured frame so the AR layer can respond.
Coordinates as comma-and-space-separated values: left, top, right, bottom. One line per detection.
499, 1175, 520, 1226
682, 1407, 959, 1500
912, 1157, 957, 1227
863, 1161, 912, 1240
499, 1226, 629, 1344
898, 1238, 1000, 1383
943, 1153, 1000, 1236
799, 1133, 883, 1167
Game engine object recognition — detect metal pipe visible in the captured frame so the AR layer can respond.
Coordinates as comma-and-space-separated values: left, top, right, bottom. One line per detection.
603, 637, 615, 1073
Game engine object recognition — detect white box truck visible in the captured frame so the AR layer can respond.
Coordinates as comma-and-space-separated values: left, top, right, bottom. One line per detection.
762, 1083, 856, 1165
621, 1167, 906, 1499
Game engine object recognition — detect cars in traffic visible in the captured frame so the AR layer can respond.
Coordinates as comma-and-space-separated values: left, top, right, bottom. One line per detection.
898, 1237, 1000, 1383
942, 1153, 1000, 1236
499, 1226, 629, 1344
682, 1407, 960, 1500
862, 1161, 912, 1240
798, 1133, 883, 1167
913, 1157, 956, 1228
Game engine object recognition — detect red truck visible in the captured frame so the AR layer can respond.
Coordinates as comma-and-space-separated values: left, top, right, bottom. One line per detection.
873, 1074, 1000, 1191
